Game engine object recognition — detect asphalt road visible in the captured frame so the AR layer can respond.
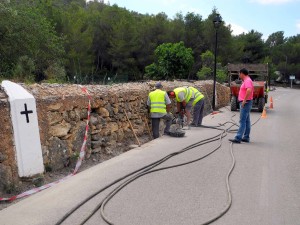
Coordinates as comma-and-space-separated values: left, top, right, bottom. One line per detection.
0, 87, 299, 225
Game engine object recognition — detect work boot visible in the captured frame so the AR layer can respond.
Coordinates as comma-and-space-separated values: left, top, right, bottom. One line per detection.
163, 131, 171, 136
229, 139, 241, 144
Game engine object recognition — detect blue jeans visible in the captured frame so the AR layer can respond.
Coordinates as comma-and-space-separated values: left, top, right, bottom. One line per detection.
193, 99, 205, 126
235, 100, 252, 141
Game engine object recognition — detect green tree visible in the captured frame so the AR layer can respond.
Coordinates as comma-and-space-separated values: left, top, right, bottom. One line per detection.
60, 1, 94, 82
197, 49, 226, 82
13, 56, 35, 82
2, 0, 299, 83
235, 30, 266, 63
0, 2, 65, 81
145, 42, 194, 80
266, 31, 285, 48
108, 7, 139, 79
169, 13, 185, 43
196, 50, 214, 80
201, 50, 214, 68
197, 67, 212, 80
216, 68, 227, 83
183, 12, 204, 78
134, 13, 174, 79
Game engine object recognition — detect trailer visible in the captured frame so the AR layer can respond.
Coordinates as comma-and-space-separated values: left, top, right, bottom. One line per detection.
227, 63, 269, 112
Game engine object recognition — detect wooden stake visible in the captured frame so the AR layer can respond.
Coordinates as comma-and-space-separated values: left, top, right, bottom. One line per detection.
143, 116, 153, 139
124, 109, 141, 147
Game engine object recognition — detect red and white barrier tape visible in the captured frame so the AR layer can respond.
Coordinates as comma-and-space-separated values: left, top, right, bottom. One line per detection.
0, 86, 91, 202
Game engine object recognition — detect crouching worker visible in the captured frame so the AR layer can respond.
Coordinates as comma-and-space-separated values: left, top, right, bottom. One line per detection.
147, 82, 172, 139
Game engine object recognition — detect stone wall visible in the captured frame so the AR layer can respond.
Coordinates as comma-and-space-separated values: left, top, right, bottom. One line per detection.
0, 80, 230, 194
0, 91, 19, 193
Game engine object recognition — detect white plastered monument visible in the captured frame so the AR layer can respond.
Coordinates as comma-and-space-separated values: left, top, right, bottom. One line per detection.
1, 80, 44, 177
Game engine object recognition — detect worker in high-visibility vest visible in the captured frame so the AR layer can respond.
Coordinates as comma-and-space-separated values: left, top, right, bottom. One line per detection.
147, 82, 172, 139
188, 86, 205, 127
168, 86, 205, 127
167, 87, 193, 126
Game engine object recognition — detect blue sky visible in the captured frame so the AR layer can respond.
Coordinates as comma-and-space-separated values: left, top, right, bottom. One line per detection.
98, 0, 300, 39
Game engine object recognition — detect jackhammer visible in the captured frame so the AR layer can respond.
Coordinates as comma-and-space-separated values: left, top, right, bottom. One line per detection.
169, 108, 186, 137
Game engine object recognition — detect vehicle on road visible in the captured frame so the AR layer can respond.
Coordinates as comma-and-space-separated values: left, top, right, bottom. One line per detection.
227, 63, 269, 112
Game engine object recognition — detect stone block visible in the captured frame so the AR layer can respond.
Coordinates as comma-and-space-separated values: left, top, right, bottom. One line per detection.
47, 111, 63, 125
91, 134, 101, 141
91, 141, 102, 149
50, 121, 71, 137
72, 121, 91, 152
48, 103, 63, 111
0, 152, 8, 163
0, 164, 13, 190
98, 107, 109, 117
48, 137, 68, 171
110, 122, 119, 132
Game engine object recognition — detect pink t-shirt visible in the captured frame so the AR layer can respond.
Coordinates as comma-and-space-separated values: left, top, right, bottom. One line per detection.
238, 76, 253, 101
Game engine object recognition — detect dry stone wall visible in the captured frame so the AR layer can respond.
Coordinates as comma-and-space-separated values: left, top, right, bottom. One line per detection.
0, 80, 230, 194
0, 91, 19, 193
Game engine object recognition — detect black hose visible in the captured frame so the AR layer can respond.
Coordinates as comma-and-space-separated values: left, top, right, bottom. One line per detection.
55, 128, 226, 225
56, 112, 261, 225
79, 129, 229, 225
98, 118, 261, 224
199, 142, 236, 225
99, 130, 228, 225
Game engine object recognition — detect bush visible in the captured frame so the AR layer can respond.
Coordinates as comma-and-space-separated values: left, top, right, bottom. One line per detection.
44, 62, 66, 82
197, 66, 212, 80
13, 56, 35, 82
217, 69, 227, 83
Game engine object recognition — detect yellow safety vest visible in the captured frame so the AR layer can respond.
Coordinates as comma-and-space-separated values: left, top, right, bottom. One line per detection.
188, 87, 204, 106
149, 89, 167, 113
174, 87, 192, 103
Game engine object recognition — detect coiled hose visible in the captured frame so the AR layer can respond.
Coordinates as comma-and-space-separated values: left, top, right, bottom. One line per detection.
56, 114, 261, 225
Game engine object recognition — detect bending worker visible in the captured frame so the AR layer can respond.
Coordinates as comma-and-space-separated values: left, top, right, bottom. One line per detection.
189, 86, 205, 127
147, 82, 172, 139
168, 86, 204, 127
167, 87, 193, 126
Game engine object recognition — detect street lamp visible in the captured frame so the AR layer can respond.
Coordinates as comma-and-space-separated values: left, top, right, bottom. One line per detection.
212, 14, 222, 111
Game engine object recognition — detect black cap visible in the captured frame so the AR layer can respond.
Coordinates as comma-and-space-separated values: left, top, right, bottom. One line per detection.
155, 82, 163, 88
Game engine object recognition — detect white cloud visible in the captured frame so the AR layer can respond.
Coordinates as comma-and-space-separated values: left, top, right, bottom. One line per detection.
228, 23, 248, 35
250, 0, 299, 4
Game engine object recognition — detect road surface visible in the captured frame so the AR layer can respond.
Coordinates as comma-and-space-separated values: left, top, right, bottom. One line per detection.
0, 87, 299, 225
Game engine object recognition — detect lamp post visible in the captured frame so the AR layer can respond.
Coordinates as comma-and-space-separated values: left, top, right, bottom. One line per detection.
212, 14, 222, 111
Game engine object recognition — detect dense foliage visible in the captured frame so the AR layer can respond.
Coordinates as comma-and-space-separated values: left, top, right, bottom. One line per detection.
0, 0, 299, 83
145, 42, 194, 80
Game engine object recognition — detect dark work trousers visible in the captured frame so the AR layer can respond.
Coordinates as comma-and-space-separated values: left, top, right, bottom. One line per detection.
151, 114, 172, 139
151, 118, 161, 139
193, 98, 205, 126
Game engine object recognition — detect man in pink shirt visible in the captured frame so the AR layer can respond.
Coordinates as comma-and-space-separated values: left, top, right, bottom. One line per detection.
229, 68, 254, 143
